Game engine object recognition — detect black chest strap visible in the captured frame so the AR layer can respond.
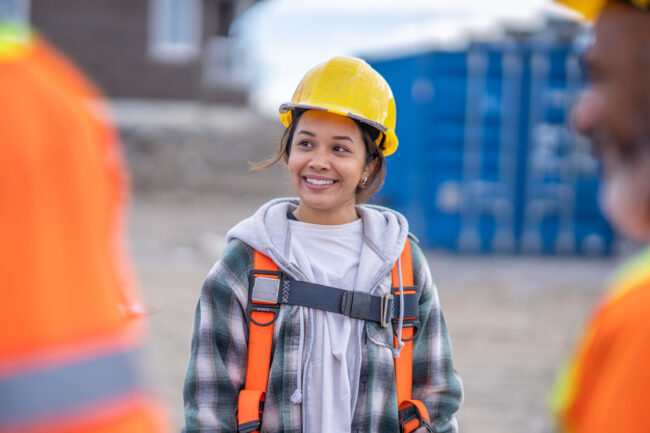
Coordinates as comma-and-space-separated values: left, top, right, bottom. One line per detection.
249, 275, 418, 328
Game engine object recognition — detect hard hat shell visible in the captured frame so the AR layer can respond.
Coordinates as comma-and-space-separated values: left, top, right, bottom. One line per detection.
279, 56, 399, 156
557, 0, 650, 19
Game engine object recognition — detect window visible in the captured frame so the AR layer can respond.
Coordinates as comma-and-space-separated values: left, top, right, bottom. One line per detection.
149, 0, 202, 63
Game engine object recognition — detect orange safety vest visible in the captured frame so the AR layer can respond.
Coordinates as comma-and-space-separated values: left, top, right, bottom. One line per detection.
0, 33, 166, 432
237, 240, 430, 433
552, 248, 650, 433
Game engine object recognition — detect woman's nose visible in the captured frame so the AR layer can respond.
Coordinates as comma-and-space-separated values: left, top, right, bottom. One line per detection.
308, 149, 331, 170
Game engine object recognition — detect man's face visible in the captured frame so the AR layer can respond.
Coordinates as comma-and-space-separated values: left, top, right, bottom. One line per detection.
573, 3, 650, 242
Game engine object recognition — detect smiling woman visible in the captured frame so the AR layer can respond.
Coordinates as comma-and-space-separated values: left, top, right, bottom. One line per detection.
256, 107, 386, 206
288, 110, 374, 225
181, 56, 463, 433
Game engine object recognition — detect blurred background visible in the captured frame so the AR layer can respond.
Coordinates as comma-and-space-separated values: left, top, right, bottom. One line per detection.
9, 0, 641, 431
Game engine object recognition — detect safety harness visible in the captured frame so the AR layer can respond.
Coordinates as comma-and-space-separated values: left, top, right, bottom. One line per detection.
237, 239, 431, 433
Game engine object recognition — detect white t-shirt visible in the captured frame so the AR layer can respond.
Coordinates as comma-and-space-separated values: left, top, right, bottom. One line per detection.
287, 216, 365, 433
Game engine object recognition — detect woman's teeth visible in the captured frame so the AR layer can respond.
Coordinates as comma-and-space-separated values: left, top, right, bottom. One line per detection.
305, 177, 334, 186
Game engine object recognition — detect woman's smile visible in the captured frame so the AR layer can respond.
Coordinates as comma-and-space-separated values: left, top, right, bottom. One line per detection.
303, 175, 336, 188
288, 110, 374, 225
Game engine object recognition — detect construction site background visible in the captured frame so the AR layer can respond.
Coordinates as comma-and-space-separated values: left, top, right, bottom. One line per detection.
116, 100, 624, 433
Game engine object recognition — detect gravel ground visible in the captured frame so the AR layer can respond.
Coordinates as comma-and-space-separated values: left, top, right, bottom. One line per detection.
129, 192, 617, 433
118, 101, 623, 433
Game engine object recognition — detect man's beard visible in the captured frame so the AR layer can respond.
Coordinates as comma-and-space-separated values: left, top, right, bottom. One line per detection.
599, 145, 650, 243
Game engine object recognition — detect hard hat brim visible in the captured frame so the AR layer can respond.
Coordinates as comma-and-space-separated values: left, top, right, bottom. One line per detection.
279, 102, 398, 156
555, 0, 606, 19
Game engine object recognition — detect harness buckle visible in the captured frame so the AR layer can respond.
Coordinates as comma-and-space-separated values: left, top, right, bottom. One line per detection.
248, 276, 280, 327
380, 292, 394, 328
392, 319, 420, 341
251, 276, 280, 304
247, 302, 280, 327
237, 420, 261, 433
399, 404, 430, 433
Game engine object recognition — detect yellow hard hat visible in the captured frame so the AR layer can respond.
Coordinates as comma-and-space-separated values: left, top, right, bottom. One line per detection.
279, 56, 399, 156
557, 0, 650, 19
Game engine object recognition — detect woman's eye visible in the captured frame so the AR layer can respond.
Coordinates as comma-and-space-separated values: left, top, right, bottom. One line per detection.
333, 145, 349, 153
297, 140, 312, 147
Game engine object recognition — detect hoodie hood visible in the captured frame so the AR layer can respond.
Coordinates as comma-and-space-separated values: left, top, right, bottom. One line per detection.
226, 197, 409, 293
227, 197, 412, 425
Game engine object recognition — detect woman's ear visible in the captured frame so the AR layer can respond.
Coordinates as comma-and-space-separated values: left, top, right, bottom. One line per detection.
363, 157, 379, 180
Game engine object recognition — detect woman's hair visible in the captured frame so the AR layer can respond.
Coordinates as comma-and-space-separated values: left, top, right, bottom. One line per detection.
251, 109, 386, 204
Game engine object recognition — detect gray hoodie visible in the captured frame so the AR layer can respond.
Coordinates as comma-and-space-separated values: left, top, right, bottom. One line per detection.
180, 197, 463, 432
227, 197, 412, 432
227, 197, 410, 288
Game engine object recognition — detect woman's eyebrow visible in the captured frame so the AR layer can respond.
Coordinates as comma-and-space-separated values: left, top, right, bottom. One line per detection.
296, 130, 352, 142
296, 130, 316, 137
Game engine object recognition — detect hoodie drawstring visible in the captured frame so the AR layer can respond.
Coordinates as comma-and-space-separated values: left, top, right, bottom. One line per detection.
290, 307, 305, 404
392, 256, 406, 358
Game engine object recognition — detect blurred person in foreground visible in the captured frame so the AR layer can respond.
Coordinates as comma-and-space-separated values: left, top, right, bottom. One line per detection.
551, 1, 650, 432
0, 21, 167, 433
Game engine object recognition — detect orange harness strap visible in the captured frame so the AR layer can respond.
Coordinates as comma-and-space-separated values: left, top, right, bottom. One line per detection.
237, 250, 279, 433
392, 239, 431, 433
240, 241, 429, 433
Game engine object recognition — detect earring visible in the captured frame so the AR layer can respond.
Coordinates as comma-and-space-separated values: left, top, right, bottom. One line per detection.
360, 176, 368, 186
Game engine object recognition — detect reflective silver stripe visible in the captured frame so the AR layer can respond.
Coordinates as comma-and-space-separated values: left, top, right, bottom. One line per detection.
0, 347, 143, 427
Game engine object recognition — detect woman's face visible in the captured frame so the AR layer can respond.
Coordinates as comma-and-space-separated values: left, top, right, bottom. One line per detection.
288, 110, 375, 225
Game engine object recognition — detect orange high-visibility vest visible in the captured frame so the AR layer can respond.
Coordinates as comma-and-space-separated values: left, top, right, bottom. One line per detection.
553, 248, 650, 433
0, 33, 166, 433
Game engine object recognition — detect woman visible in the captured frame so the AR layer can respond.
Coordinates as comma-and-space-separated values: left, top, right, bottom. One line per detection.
182, 56, 463, 433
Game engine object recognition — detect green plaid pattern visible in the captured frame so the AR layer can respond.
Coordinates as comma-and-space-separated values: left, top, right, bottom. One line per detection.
182, 239, 463, 433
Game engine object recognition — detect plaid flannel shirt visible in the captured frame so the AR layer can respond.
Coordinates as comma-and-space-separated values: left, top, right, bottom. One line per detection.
182, 238, 463, 433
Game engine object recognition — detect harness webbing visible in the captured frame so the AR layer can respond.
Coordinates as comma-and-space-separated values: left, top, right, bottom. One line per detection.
237, 251, 279, 433
249, 277, 417, 327
391, 239, 431, 433
238, 241, 430, 433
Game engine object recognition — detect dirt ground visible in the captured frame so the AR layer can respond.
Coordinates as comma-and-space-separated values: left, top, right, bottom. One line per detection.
119, 101, 624, 433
